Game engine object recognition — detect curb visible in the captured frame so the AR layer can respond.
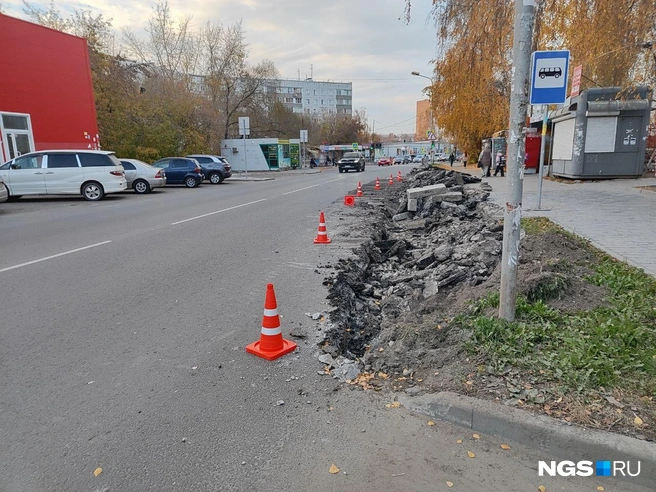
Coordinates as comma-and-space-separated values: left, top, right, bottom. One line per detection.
399, 392, 655, 488
229, 176, 275, 182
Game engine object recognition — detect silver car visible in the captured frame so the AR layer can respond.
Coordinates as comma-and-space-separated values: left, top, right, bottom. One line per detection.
0, 176, 8, 203
119, 159, 167, 194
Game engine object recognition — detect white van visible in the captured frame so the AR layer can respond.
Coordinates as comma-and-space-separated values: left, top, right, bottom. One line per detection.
0, 150, 127, 201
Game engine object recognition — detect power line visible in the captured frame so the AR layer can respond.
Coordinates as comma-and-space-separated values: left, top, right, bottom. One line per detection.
375, 115, 416, 131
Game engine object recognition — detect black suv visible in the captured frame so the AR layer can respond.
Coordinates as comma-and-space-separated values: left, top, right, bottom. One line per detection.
152, 157, 204, 188
185, 154, 232, 184
338, 152, 366, 173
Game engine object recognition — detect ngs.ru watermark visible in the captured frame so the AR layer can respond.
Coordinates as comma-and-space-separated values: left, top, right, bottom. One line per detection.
539, 460, 641, 477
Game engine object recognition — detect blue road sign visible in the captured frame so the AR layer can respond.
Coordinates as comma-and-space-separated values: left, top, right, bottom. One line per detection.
530, 50, 570, 105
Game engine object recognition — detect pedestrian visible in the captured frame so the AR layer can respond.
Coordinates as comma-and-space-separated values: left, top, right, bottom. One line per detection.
449, 152, 455, 167
310, 157, 317, 168
493, 151, 505, 177
462, 152, 468, 168
478, 144, 492, 178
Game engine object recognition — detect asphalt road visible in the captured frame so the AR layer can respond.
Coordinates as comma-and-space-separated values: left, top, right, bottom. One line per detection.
0, 165, 650, 492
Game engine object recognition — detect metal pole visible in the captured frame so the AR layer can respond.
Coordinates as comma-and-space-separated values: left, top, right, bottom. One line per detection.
499, 0, 535, 322
243, 132, 248, 179
536, 105, 548, 209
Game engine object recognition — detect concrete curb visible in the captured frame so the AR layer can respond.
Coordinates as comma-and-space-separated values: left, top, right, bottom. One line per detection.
399, 392, 655, 488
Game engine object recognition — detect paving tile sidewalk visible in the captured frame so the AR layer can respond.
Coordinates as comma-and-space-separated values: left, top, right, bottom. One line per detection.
442, 161, 656, 276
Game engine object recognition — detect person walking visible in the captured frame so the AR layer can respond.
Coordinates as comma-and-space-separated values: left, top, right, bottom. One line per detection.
462, 152, 468, 168
449, 152, 455, 167
478, 144, 492, 178
493, 151, 506, 177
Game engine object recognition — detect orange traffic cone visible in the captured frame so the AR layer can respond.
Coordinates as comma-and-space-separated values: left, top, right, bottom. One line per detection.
313, 211, 332, 244
374, 177, 380, 190
356, 182, 363, 197
246, 284, 297, 361
344, 195, 355, 207
389, 174, 394, 185
397, 170, 402, 182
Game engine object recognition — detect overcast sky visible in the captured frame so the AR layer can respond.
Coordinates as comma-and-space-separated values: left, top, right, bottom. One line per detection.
4, 0, 439, 136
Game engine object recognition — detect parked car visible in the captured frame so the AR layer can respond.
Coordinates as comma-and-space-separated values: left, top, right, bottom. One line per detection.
185, 154, 232, 184
0, 150, 127, 201
151, 157, 204, 188
393, 156, 405, 165
119, 159, 167, 194
377, 157, 393, 166
338, 152, 366, 173
413, 154, 428, 163
0, 176, 8, 203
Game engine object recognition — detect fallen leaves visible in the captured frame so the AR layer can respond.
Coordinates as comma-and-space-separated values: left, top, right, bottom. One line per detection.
427, 420, 435, 426
329, 464, 340, 474
93, 467, 103, 477
385, 401, 401, 409
456, 439, 463, 444
538, 486, 546, 492
596, 487, 605, 491
500, 444, 511, 450
446, 481, 454, 487
634, 416, 644, 426
467, 451, 475, 458
472, 433, 480, 440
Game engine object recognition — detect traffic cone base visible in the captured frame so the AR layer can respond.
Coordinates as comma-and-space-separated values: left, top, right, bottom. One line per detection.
246, 283, 297, 361
344, 195, 355, 206
246, 338, 297, 361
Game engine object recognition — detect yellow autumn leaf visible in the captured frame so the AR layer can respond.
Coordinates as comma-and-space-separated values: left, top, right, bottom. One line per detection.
427, 420, 435, 426
456, 439, 463, 444
634, 416, 643, 426
472, 433, 480, 439
446, 481, 454, 487
385, 401, 401, 409
329, 464, 340, 474
596, 487, 604, 491
538, 486, 546, 492
500, 444, 511, 450
467, 451, 475, 458
93, 467, 103, 477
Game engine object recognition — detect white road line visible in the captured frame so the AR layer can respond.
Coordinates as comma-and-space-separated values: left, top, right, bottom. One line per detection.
170, 198, 267, 225
0, 241, 113, 274
325, 177, 347, 183
283, 184, 320, 195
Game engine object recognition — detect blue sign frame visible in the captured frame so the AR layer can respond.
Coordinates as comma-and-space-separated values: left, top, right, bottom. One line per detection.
530, 50, 570, 105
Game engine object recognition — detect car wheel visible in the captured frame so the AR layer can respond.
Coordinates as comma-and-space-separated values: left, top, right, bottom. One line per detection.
185, 176, 198, 188
338, 168, 344, 173
133, 179, 150, 194
82, 182, 104, 201
209, 172, 223, 184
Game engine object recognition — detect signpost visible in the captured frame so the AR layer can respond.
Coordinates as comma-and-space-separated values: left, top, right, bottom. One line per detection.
239, 117, 250, 177
529, 51, 570, 210
300, 129, 308, 168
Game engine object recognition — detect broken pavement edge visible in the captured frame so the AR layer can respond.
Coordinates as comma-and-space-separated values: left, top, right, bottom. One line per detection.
399, 391, 655, 489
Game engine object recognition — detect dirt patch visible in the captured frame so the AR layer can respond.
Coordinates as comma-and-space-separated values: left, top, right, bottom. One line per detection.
319, 165, 654, 442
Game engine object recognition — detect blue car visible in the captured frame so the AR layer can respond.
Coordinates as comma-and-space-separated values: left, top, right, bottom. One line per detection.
152, 157, 204, 188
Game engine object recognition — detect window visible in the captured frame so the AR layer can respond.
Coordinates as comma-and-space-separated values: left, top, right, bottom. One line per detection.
6, 154, 42, 170
79, 153, 113, 167
321, 99, 324, 105
193, 157, 213, 164
47, 153, 79, 168
2, 114, 29, 130
306, 99, 310, 104
172, 159, 190, 168
121, 162, 136, 170
314, 99, 318, 105
294, 98, 302, 104
329, 100, 333, 105
153, 159, 170, 169
313, 90, 317, 95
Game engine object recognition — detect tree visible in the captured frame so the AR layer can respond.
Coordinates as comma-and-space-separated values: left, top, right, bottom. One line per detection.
404, 0, 656, 156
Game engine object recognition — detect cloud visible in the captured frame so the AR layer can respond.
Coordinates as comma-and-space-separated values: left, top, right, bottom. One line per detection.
4, 0, 439, 134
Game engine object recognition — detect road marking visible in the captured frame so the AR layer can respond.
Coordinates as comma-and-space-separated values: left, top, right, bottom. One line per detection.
325, 177, 347, 183
0, 241, 112, 274
283, 184, 320, 195
170, 199, 267, 225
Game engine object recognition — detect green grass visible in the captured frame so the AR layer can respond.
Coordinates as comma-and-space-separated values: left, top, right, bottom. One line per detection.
459, 219, 656, 396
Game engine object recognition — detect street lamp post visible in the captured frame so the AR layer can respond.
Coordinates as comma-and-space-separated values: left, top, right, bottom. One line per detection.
412, 71, 435, 164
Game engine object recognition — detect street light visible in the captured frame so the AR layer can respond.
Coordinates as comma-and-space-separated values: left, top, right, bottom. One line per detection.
412, 71, 435, 164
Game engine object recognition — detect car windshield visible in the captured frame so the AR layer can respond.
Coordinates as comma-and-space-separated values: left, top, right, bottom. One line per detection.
343, 152, 359, 158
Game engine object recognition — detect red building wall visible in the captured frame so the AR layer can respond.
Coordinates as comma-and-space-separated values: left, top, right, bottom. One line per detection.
0, 14, 98, 151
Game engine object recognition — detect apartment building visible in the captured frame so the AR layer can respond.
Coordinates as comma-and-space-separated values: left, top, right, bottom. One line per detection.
266, 79, 353, 116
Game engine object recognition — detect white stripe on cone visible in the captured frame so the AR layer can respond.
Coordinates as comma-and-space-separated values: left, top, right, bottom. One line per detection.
261, 326, 282, 336
263, 308, 278, 316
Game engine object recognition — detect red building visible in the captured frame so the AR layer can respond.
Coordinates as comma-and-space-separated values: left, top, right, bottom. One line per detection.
0, 14, 99, 163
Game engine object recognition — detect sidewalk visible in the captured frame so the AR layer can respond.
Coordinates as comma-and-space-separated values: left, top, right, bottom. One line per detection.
441, 161, 656, 276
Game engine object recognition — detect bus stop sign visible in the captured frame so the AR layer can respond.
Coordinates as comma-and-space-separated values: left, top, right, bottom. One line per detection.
530, 50, 570, 105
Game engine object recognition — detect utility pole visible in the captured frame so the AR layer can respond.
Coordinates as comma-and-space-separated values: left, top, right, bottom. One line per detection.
499, 0, 535, 321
